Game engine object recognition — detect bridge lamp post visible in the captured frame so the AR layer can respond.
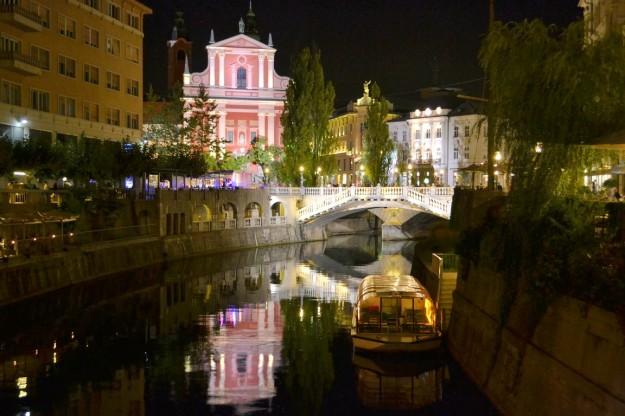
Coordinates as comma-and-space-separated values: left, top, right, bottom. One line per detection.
359, 165, 365, 186
264, 167, 270, 185
393, 167, 400, 186
416, 171, 421, 186
317, 167, 323, 187
407, 164, 413, 186
299, 165, 305, 194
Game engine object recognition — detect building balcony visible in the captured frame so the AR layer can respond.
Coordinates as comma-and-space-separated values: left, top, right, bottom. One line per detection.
0, 50, 43, 76
0, 4, 43, 32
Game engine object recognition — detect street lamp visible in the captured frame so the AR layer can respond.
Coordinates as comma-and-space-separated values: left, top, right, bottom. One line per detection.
264, 167, 270, 185
416, 171, 421, 186
299, 165, 305, 188
393, 167, 399, 186
316, 167, 323, 187
359, 164, 365, 186
534, 142, 543, 153
407, 164, 413, 186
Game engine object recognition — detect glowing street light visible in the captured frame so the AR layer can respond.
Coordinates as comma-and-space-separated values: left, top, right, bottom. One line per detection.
299, 165, 305, 188
534, 142, 543, 153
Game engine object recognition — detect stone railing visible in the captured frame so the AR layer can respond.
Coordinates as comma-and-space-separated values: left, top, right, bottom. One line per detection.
191, 216, 287, 233
296, 186, 453, 222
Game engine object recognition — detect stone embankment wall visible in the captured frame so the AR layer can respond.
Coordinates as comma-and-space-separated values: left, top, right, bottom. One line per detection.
447, 261, 625, 415
0, 224, 325, 306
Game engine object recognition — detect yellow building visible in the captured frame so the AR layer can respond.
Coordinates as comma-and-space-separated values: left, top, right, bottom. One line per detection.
328, 83, 398, 185
0, 0, 151, 144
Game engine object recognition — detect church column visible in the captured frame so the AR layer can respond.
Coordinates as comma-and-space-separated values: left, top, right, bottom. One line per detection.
258, 55, 265, 89
209, 51, 216, 86
219, 52, 225, 87
258, 112, 266, 138
267, 56, 274, 89
267, 112, 275, 145
219, 111, 227, 140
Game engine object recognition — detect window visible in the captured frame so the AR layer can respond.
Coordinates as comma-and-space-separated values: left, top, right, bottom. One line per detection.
126, 112, 139, 129
107, 2, 121, 20
238, 132, 246, 144
237, 67, 247, 89
402, 131, 407, 142
453, 126, 459, 138
106, 71, 120, 90
58, 55, 76, 78
126, 79, 139, 96
126, 12, 139, 29
58, 96, 76, 117
1, 80, 21, 106
436, 127, 442, 138
435, 147, 441, 160
464, 125, 470, 137
106, 36, 120, 56
82, 102, 99, 121
0, 35, 20, 53
415, 130, 420, 140
83, 0, 99, 10
464, 145, 470, 159
84, 64, 99, 84
30, 46, 49, 70
58, 15, 76, 38
83, 26, 99, 48
126, 44, 139, 63
392, 131, 397, 140
31, 89, 49, 112
425, 128, 431, 139
106, 107, 120, 126
426, 149, 432, 160
29, 2, 50, 28
453, 146, 459, 160
250, 130, 257, 142
225, 130, 234, 143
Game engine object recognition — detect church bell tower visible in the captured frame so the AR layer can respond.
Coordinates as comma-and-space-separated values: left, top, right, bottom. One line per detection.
167, 12, 193, 90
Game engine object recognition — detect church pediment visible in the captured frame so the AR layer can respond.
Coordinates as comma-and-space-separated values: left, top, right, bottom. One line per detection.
209, 34, 274, 51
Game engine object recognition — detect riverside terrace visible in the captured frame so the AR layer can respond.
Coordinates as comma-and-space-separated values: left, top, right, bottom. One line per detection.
0, 186, 454, 259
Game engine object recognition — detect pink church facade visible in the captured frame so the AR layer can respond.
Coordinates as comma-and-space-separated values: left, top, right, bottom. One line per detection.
182, 31, 289, 185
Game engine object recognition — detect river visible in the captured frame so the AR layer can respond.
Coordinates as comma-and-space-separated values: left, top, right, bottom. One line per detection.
0, 235, 496, 415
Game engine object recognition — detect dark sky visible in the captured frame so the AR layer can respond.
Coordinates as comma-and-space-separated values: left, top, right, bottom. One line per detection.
141, 0, 581, 108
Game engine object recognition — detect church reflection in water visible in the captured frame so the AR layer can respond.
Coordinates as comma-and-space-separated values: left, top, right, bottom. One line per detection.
0, 236, 491, 415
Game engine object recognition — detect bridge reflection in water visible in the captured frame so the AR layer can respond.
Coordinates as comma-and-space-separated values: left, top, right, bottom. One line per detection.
0, 236, 494, 416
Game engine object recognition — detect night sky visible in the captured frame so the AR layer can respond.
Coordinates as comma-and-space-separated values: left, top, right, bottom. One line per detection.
141, 0, 582, 109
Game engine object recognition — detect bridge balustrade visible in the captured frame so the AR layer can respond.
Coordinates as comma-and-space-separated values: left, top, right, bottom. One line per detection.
292, 186, 454, 222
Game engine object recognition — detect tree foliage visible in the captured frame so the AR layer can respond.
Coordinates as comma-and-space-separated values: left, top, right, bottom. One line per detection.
362, 82, 394, 185
280, 48, 336, 185
482, 20, 622, 216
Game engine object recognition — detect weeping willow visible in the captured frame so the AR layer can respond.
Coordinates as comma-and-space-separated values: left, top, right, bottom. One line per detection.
469, 20, 625, 320
482, 20, 623, 217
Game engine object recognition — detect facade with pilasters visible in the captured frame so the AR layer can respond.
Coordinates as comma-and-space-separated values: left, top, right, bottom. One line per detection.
181, 10, 289, 185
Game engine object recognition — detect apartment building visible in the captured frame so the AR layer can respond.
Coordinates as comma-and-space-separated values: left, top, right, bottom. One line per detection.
0, 0, 151, 144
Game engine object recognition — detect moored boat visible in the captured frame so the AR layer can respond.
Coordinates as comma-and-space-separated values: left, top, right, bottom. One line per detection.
351, 275, 442, 353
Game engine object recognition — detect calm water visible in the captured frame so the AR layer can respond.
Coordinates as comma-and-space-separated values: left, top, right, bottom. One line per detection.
0, 235, 495, 415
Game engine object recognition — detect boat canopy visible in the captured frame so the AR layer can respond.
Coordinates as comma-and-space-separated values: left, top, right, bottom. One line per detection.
357, 275, 428, 302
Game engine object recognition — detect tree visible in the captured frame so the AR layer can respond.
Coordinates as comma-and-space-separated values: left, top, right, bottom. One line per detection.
280, 48, 336, 185
247, 137, 282, 183
184, 85, 219, 154
362, 82, 394, 185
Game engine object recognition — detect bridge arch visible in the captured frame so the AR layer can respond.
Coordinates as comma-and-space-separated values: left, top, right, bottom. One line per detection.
193, 204, 212, 222
220, 202, 238, 220
245, 202, 263, 218
271, 201, 285, 216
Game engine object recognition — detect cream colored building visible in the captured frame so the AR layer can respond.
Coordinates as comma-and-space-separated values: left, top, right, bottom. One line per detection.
328, 84, 398, 185
0, 0, 151, 144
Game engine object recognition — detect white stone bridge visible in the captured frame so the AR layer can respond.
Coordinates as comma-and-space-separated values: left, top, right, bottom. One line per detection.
269, 186, 453, 238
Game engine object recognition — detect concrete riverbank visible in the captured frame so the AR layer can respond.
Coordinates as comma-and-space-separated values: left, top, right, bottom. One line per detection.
446, 260, 625, 415
0, 223, 325, 306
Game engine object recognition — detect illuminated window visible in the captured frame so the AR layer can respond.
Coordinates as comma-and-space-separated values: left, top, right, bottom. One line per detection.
84, 64, 99, 84
106, 107, 120, 126
106, 71, 120, 90
106, 36, 120, 56
126, 79, 139, 96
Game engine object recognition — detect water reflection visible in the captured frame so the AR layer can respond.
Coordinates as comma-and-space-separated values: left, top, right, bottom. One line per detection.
0, 235, 492, 415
